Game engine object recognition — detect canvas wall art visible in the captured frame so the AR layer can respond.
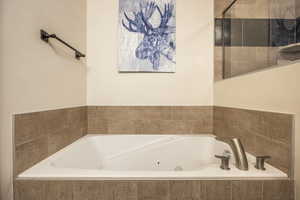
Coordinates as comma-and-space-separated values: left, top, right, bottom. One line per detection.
118, 0, 176, 72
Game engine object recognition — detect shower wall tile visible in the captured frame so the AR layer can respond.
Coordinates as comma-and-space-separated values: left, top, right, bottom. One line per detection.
243, 19, 270, 47
297, 0, 300, 18
270, 19, 296, 47
270, 0, 295, 19
215, 18, 298, 48
296, 17, 300, 43
225, 0, 269, 19
222, 46, 279, 78
214, 106, 293, 175
14, 106, 87, 176
14, 180, 294, 200
214, 0, 233, 17
214, 19, 223, 47
14, 181, 47, 200
87, 106, 213, 135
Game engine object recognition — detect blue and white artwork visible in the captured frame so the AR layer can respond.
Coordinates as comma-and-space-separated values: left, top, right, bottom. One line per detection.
119, 0, 176, 72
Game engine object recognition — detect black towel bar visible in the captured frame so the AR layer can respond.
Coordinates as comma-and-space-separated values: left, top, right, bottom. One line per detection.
40, 29, 86, 60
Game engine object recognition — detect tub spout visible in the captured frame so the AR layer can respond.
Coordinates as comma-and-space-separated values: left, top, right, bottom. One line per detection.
229, 138, 248, 171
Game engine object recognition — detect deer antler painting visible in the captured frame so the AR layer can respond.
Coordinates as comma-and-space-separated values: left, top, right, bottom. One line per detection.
119, 0, 176, 72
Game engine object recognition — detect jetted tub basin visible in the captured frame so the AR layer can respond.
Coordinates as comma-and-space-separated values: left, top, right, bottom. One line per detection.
17, 134, 287, 180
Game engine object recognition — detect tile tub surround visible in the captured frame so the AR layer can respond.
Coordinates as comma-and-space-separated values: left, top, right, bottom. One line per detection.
14, 180, 294, 200
13, 107, 87, 176
87, 106, 213, 134
214, 106, 293, 176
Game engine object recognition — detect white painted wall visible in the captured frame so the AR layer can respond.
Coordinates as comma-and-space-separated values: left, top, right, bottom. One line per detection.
0, 0, 87, 199
87, 0, 214, 105
214, 63, 300, 198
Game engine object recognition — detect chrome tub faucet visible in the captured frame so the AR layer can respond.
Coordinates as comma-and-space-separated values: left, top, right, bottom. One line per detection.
229, 138, 248, 171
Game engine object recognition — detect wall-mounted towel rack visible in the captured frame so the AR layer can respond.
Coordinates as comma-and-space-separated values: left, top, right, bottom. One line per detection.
40, 29, 86, 60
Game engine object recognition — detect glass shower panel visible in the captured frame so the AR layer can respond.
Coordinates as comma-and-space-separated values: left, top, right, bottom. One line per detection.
221, 0, 298, 79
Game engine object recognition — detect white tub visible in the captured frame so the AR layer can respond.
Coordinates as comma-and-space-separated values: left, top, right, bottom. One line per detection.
18, 134, 287, 180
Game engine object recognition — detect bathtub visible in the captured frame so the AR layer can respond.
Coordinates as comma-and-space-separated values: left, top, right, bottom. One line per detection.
17, 134, 287, 180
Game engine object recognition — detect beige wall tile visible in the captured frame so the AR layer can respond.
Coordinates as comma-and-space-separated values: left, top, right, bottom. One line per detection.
73, 181, 102, 200
14, 180, 294, 200
138, 181, 170, 200
260, 111, 293, 144
297, 0, 300, 17
14, 112, 44, 146
14, 181, 46, 200
255, 135, 290, 174
170, 181, 205, 200
40, 109, 69, 135
103, 182, 138, 200
66, 107, 87, 129
214, 106, 293, 176
15, 137, 48, 175
14, 107, 87, 176
87, 106, 213, 135
135, 120, 161, 134
46, 181, 73, 200
232, 181, 262, 200
107, 120, 136, 134
204, 180, 231, 200
263, 180, 293, 200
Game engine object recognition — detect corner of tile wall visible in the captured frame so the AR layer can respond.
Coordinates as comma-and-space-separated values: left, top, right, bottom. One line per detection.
213, 106, 294, 177
13, 106, 87, 176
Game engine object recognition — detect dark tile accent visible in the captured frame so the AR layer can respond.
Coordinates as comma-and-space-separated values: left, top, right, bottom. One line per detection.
229, 19, 243, 46
270, 19, 296, 47
215, 18, 297, 47
296, 17, 300, 43
215, 18, 223, 46
243, 19, 270, 46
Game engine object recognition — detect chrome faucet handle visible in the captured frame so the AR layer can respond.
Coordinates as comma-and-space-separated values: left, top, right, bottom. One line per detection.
255, 155, 271, 170
215, 155, 230, 170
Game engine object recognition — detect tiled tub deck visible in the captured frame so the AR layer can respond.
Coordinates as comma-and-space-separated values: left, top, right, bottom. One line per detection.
13, 106, 295, 200
15, 180, 293, 200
